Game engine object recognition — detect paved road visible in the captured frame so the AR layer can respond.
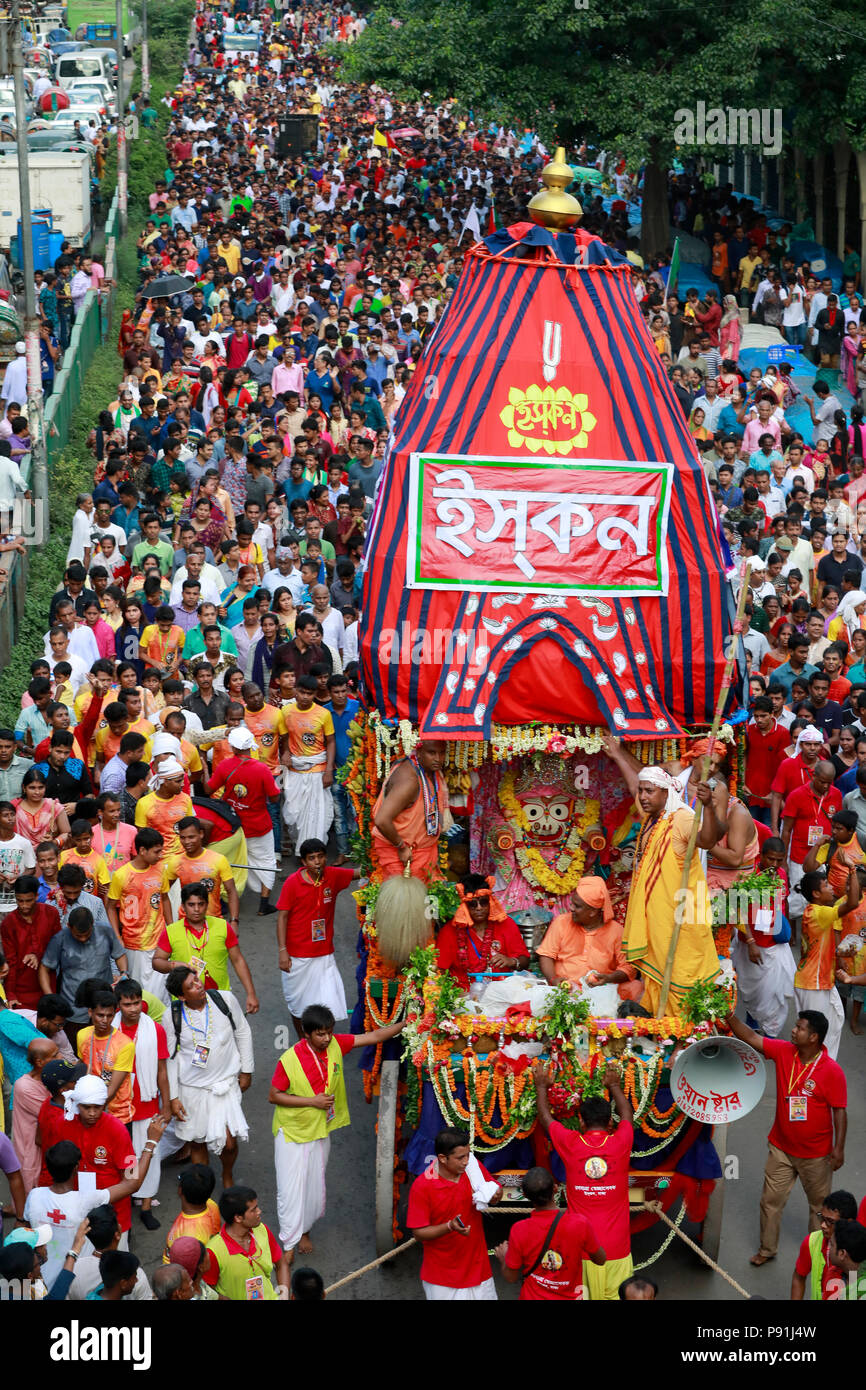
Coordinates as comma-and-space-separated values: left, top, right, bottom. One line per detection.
128, 874, 866, 1301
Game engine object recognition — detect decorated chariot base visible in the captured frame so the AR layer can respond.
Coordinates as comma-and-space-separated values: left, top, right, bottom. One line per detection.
399, 947, 735, 1154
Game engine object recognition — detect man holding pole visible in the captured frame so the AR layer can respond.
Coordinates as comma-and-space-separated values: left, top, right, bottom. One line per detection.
602, 738, 723, 1017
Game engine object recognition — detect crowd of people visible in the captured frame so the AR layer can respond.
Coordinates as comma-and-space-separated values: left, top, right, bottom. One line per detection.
0, 0, 866, 1307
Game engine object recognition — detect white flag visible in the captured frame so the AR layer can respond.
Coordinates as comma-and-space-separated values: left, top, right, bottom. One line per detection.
459, 203, 482, 244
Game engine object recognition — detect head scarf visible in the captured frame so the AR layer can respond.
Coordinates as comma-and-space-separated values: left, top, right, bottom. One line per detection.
637, 765, 684, 815
720, 294, 739, 327
679, 737, 728, 768
63, 1074, 108, 1121
837, 590, 866, 637
793, 724, 825, 758
149, 756, 184, 791
572, 875, 614, 924
453, 874, 506, 927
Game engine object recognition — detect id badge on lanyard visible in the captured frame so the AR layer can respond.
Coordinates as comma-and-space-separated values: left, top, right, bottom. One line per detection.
788, 1094, 808, 1121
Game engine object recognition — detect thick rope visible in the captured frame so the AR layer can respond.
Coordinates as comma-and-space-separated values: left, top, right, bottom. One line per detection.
323, 1238, 416, 1294
320, 1203, 751, 1297
640, 1200, 751, 1298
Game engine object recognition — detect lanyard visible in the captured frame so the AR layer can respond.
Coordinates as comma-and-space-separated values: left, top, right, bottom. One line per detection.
302, 1038, 329, 1087
787, 1054, 820, 1096
182, 999, 209, 1040
185, 918, 210, 953
809, 791, 828, 820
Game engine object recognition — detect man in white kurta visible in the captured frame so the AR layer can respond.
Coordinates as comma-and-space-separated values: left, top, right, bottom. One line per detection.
166, 964, 253, 1189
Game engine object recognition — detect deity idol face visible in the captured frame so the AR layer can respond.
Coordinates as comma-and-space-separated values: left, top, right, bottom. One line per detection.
518, 793, 575, 846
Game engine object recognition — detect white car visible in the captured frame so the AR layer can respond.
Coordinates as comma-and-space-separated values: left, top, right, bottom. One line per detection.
62, 75, 116, 117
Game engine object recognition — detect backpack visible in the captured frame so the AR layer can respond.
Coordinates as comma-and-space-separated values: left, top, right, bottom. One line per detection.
170, 989, 235, 1057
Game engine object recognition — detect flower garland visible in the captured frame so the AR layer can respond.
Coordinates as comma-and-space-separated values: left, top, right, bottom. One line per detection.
497, 766, 601, 896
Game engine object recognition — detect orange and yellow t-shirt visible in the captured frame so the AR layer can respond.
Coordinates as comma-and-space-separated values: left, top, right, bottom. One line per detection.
796, 901, 843, 992
135, 791, 194, 857
163, 1198, 222, 1263
165, 847, 234, 917
59, 846, 111, 898
243, 703, 287, 771
95, 717, 155, 766
107, 859, 171, 952
77, 1025, 136, 1123
140, 623, 185, 672
285, 704, 334, 767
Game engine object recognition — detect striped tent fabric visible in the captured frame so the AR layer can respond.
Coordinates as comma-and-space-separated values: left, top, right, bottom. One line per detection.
360, 222, 736, 739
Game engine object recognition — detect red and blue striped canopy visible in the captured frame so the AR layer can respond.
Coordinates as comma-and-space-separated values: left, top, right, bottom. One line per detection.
360, 223, 735, 739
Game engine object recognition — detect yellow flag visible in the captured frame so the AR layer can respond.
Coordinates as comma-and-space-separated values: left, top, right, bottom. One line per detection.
372, 126, 388, 147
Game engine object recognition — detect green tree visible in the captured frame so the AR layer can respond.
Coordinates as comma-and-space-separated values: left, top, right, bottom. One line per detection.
341, 0, 840, 255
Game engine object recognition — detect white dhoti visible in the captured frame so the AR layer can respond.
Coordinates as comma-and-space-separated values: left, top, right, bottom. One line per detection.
794, 986, 844, 1060
280, 952, 348, 1021
732, 936, 796, 1037
787, 860, 807, 922
274, 1131, 330, 1251
422, 1277, 498, 1301
174, 1077, 249, 1153
282, 754, 334, 853
156, 1117, 186, 1162
130, 1116, 161, 1200
245, 830, 275, 896
125, 949, 168, 1004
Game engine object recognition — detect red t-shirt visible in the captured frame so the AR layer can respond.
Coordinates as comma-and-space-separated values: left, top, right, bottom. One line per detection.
406, 1166, 497, 1289
275, 865, 354, 958
770, 755, 815, 800
436, 915, 528, 988
270, 1033, 354, 1094
506, 1208, 601, 1300
764, 1037, 846, 1158
781, 784, 842, 864
549, 1118, 633, 1260
209, 756, 279, 837
58, 1111, 137, 1231
119, 1019, 169, 1121
794, 1231, 842, 1299
745, 721, 792, 803
37, 1098, 69, 1186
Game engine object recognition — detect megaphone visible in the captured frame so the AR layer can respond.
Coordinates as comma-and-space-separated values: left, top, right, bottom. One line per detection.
669, 1035, 766, 1125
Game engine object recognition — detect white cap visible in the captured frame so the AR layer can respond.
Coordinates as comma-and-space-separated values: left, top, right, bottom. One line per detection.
14, 341, 24, 353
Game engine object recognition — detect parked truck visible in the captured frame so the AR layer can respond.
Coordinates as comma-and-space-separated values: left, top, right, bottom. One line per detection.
0, 148, 91, 248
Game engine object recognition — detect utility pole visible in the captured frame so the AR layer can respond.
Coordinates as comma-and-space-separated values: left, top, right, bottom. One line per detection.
140, 0, 149, 103
10, 0, 49, 538
116, 0, 127, 230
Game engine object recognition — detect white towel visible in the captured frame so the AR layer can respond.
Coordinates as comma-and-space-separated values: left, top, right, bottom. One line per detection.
113, 1008, 158, 1104
465, 1152, 499, 1210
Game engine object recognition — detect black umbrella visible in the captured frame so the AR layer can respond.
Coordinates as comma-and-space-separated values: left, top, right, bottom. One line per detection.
147, 274, 197, 299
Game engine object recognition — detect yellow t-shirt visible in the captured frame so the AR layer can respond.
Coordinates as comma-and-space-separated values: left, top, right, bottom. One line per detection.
135, 791, 194, 857
107, 859, 171, 952
58, 847, 110, 897
243, 703, 287, 771
77, 1026, 136, 1123
796, 900, 843, 992
165, 848, 234, 916
285, 704, 334, 766
140, 623, 185, 670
